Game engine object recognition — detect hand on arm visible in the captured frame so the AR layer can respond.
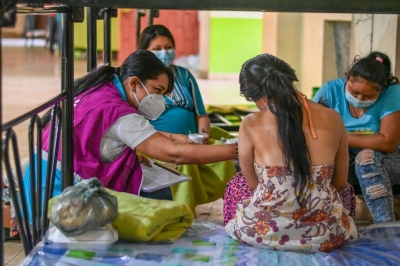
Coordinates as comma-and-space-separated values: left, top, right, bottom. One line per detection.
347, 110, 400, 153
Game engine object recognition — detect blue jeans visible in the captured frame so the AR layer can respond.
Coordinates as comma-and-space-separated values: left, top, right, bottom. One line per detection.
348, 148, 400, 223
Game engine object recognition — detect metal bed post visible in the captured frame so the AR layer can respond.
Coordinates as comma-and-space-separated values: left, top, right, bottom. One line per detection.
147, 9, 152, 26
87, 7, 97, 71
61, 6, 74, 189
135, 9, 145, 47
0, 15, 3, 266
147, 9, 158, 27
103, 8, 111, 65
0, 1, 17, 263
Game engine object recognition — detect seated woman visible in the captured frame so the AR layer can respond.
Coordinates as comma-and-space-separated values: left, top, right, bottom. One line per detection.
137, 24, 237, 213
3, 50, 237, 230
224, 54, 359, 252
313, 51, 400, 223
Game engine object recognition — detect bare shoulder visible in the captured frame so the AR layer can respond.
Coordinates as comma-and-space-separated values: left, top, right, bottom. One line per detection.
240, 111, 268, 133
308, 100, 344, 129
239, 113, 251, 134
241, 112, 258, 127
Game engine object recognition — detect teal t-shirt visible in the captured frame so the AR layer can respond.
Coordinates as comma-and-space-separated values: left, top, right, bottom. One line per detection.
150, 65, 207, 134
313, 78, 400, 152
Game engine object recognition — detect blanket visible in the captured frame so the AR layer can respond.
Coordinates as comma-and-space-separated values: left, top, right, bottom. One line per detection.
172, 158, 236, 214
172, 131, 237, 214
205, 104, 257, 115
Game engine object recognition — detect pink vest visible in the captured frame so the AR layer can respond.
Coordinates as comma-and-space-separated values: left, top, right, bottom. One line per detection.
43, 82, 143, 195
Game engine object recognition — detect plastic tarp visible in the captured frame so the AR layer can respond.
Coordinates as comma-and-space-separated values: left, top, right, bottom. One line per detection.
21, 220, 400, 266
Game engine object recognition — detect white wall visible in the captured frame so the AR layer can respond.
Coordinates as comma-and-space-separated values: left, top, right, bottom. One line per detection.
200, 12, 398, 98
300, 13, 352, 97
262, 13, 352, 97
351, 14, 398, 71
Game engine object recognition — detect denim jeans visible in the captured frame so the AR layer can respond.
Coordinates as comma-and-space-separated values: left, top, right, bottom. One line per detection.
348, 147, 400, 223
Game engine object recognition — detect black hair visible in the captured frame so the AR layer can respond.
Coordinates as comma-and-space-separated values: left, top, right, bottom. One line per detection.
42, 49, 174, 126
347, 51, 399, 91
137, 24, 176, 50
239, 53, 311, 204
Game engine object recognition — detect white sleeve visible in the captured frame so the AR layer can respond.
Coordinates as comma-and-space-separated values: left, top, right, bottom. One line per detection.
100, 114, 157, 162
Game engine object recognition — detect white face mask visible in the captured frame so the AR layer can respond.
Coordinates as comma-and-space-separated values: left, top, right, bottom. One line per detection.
345, 89, 377, 108
133, 80, 166, 120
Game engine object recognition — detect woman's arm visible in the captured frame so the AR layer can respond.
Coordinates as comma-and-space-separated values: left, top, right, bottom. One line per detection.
196, 115, 211, 143
331, 116, 349, 192
238, 118, 258, 191
135, 132, 236, 165
347, 110, 400, 153
158, 131, 193, 144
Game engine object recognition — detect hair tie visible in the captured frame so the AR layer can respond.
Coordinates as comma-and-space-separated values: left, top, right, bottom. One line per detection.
376, 57, 383, 63
114, 67, 120, 74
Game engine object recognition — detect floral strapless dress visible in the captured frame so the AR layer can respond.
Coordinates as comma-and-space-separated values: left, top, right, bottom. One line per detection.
225, 163, 360, 253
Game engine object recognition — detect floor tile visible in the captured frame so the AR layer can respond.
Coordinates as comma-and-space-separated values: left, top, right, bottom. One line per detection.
5, 248, 25, 265
3, 240, 24, 265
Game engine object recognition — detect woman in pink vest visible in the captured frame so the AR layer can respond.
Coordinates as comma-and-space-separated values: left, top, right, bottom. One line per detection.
17, 50, 236, 226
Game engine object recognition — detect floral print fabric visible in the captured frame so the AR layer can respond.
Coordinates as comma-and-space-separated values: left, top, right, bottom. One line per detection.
223, 171, 356, 226
225, 163, 360, 253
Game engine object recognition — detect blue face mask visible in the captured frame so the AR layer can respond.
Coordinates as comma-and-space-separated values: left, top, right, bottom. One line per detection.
345, 89, 377, 108
151, 49, 176, 67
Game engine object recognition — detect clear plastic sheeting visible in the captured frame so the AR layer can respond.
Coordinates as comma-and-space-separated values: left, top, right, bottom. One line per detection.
21, 220, 400, 266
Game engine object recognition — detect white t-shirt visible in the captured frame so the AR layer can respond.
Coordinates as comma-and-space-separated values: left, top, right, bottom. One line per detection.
100, 113, 157, 162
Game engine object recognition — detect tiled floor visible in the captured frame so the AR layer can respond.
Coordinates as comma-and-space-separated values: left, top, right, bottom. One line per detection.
1, 44, 399, 265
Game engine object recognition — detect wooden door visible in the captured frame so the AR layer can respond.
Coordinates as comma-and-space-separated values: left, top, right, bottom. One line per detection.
118, 9, 199, 65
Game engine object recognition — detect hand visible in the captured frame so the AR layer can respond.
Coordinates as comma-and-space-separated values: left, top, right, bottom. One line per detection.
200, 128, 210, 144
138, 155, 151, 167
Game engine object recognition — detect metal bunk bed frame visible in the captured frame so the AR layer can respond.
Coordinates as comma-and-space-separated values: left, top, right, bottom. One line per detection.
1, 0, 399, 264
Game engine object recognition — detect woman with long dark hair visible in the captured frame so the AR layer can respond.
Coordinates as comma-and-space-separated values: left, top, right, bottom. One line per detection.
225, 54, 359, 253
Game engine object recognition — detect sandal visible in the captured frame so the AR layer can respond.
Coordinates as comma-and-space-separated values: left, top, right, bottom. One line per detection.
3, 228, 20, 241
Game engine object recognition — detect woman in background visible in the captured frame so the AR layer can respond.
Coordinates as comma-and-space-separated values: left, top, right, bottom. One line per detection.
137, 25, 237, 213
313, 51, 400, 223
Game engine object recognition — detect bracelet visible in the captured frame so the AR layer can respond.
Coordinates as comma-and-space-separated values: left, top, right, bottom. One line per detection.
235, 141, 239, 160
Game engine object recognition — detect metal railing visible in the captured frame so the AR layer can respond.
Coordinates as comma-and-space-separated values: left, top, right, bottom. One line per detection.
0, 2, 75, 262
0, 2, 116, 262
